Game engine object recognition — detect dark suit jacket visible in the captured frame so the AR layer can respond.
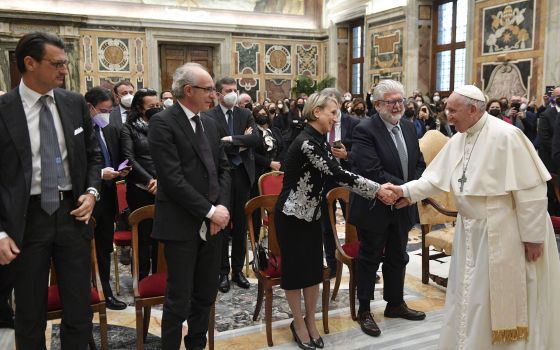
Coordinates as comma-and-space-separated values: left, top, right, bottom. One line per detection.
109, 107, 124, 131
96, 123, 120, 203
254, 126, 283, 178
0, 87, 102, 246
203, 105, 260, 185
539, 106, 559, 171
348, 114, 425, 232
339, 113, 360, 170
148, 104, 231, 241
120, 121, 156, 187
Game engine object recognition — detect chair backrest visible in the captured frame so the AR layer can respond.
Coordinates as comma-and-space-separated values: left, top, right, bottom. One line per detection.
245, 195, 280, 257
128, 205, 166, 293
49, 235, 104, 300
258, 171, 284, 196
116, 180, 128, 214
418, 130, 456, 225
326, 187, 358, 247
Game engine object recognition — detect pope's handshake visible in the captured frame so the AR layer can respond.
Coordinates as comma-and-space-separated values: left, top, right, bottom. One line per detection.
379, 184, 412, 209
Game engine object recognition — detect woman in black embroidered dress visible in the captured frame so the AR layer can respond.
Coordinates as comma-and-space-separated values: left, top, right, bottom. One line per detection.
275, 92, 396, 349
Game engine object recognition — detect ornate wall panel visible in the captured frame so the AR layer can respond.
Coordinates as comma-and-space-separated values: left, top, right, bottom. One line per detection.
366, 20, 405, 91
232, 37, 325, 102
79, 30, 148, 93
473, 0, 545, 100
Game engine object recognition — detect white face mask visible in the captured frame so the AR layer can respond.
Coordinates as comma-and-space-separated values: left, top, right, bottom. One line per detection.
278, 103, 283, 109
120, 93, 133, 108
223, 91, 238, 107
433, 96, 440, 102
163, 98, 174, 108
93, 112, 110, 128
344, 95, 351, 101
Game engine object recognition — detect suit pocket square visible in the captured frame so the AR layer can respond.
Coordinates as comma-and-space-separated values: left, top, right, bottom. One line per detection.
74, 127, 83, 135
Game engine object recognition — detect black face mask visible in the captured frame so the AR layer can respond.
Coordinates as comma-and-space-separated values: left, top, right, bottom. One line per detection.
404, 108, 415, 119
245, 103, 253, 111
145, 107, 163, 120
269, 108, 276, 114
255, 114, 269, 125
488, 109, 501, 117
297, 103, 304, 111
353, 108, 365, 116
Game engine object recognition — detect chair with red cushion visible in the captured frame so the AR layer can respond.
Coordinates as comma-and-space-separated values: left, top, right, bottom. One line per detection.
47, 236, 108, 350
326, 187, 360, 321
129, 205, 215, 350
113, 180, 132, 295
245, 194, 330, 347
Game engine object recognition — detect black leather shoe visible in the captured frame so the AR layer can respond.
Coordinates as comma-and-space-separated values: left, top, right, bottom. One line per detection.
105, 296, 127, 310
290, 321, 315, 350
303, 317, 324, 348
218, 274, 230, 293
231, 271, 250, 289
357, 311, 381, 337
384, 302, 426, 321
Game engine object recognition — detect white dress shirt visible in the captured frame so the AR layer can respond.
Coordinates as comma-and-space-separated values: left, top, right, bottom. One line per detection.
119, 105, 128, 124
20, 80, 72, 195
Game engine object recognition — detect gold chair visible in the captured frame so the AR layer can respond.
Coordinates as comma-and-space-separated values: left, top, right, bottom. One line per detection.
245, 194, 330, 347
418, 130, 457, 287
129, 205, 215, 350
326, 187, 360, 321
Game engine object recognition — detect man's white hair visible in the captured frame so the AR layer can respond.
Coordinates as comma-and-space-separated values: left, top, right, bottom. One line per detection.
172, 62, 206, 98
373, 80, 405, 101
455, 94, 487, 114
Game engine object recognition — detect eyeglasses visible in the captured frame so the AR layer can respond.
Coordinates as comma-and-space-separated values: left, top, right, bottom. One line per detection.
137, 88, 157, 94
43, 59, 69, 69
379, 99, 406, 107
192, 85, 217, 93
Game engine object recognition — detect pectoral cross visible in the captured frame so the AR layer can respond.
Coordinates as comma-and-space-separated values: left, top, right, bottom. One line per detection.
458, 172, 467, 192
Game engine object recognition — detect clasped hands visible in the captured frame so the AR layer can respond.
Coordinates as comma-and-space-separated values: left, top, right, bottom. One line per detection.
376, 183, 410, 209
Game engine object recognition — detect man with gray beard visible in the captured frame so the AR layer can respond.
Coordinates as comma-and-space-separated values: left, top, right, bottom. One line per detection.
348, 79, 426, 336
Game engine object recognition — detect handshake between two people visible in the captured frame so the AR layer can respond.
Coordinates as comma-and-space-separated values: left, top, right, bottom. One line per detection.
376, 183, 411, 209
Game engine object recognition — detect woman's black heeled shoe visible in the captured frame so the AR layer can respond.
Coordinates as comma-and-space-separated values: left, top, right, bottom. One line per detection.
303, 317, 324, 348
290, 321, 316, 350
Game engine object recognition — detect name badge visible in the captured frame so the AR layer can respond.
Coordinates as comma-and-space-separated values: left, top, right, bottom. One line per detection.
74, 127, 83, 135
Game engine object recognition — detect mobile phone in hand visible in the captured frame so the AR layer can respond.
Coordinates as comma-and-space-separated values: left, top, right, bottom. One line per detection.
332, 140, 343, 149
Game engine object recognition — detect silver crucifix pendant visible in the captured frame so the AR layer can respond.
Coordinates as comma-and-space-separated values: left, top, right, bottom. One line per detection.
458, 173, 467, 192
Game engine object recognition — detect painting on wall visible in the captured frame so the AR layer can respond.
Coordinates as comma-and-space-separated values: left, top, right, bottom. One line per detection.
481, 60, 532, 99
236, 42, 260, 74
370, 28, 403, 70
482, 0, 535, 55
371, 72, 402, 85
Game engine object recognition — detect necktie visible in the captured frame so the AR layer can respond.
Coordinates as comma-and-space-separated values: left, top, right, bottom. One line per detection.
192, 115, 220, 203
39, 95, 69, 215
391, 125, 408, 181
226, 109, 234, 135
94, 125, 112, 168
328, 125, 336, 144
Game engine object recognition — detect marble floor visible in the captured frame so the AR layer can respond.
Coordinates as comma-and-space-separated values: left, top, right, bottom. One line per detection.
0, 223, 453, 350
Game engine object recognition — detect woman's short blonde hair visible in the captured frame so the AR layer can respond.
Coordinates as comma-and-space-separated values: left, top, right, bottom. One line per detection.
302, 92, 339, 122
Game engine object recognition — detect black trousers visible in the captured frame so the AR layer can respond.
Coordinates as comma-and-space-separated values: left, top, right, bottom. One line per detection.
0, 263, 14, 326
356, 220, 410, 305
161, 232, 222, 350
127, 184, 156, 280
15, 195, 92, 350
93, 183, 117, 298
221, 166, 251, 274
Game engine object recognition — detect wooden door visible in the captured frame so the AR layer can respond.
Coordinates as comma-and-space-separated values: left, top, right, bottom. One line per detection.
159, 44, 214, 92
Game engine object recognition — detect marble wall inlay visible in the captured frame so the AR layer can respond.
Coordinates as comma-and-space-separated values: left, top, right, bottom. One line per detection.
296, 44, 318, 76
236, 42, 259, 74
265, 79, 292, 101
237, 77, 260, 102
265, 44, 292, 75
481, 60, 532, 99
371, 29, 403, 69
97, 38, 130, 72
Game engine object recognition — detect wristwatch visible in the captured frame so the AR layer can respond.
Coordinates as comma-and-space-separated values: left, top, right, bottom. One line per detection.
86, 188, 100, 202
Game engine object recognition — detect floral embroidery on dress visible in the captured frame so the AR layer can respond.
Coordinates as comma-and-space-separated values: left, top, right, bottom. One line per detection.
301, 140, 333, 175
282, 171, 321, 222
337, 170, 379, 199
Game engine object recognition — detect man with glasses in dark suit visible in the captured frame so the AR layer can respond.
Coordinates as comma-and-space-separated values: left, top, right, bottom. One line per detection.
0, 32, 102, 349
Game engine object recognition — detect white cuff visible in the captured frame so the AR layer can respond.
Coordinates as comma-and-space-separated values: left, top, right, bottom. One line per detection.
0, 232, 8, 240
206, 205, 216, 219
400, 184, 410, 198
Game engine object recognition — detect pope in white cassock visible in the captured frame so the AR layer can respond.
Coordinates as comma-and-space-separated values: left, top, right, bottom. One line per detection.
389, 85, 560, 349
